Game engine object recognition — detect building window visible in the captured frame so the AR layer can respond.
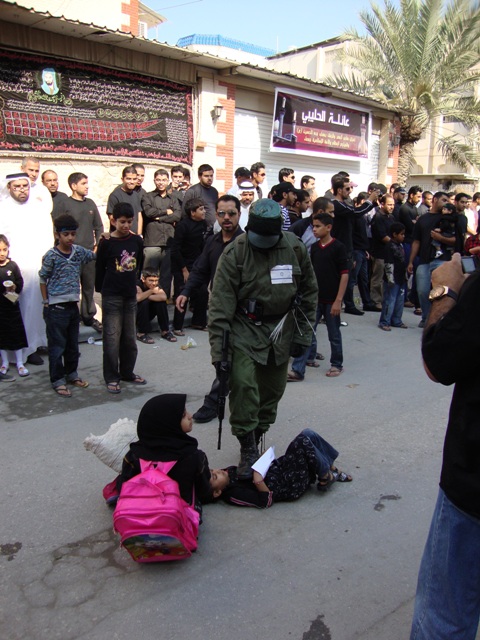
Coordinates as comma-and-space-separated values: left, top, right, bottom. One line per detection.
138, 21, 148, 38
443, 115, 462, 124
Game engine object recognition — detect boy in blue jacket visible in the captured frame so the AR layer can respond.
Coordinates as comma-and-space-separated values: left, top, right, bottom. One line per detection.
39, 214, 95, 397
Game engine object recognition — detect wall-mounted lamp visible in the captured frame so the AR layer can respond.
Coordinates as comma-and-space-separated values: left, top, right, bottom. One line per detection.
211, 104, 223, 123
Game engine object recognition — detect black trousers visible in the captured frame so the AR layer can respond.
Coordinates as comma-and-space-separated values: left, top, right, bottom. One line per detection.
136, 298, 169, 333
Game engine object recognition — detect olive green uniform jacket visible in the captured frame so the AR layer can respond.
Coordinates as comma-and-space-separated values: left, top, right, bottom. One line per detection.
208, 232, 318, 366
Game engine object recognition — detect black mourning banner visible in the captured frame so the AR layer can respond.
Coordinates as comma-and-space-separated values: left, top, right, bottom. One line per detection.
0, 50, 193, 163
271, 89, 369, 159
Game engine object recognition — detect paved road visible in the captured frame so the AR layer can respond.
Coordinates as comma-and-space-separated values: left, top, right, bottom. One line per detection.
0, 307, 470, 639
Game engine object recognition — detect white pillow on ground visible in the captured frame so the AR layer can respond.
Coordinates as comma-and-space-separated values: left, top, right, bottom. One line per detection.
84, 418, 137, 473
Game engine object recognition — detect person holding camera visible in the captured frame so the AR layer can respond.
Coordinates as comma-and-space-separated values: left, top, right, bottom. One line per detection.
410, 253, 480, 639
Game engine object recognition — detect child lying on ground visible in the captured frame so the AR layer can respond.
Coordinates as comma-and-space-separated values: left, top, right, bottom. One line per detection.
209, 428, 352, 508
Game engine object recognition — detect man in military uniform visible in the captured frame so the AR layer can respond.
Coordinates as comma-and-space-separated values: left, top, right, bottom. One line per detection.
208, 199, 318, 478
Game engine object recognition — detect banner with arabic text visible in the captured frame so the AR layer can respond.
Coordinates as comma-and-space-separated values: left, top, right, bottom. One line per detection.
270, 88, 369, 159
0, 49, 193, 163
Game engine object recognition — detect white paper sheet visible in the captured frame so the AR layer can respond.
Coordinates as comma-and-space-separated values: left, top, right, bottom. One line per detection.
251, 446, 276, 477
270, 265, 293, 284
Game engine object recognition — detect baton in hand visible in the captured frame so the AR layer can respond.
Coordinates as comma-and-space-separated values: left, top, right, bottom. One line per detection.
217, 329, 230, 450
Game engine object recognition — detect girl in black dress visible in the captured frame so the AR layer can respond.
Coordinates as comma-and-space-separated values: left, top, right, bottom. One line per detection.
0, 235, 29, 381
209, 429, 352, 508
107, 394, 212, 517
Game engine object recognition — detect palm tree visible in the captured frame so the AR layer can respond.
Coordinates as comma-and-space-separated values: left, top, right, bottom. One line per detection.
325, 0, 480, 183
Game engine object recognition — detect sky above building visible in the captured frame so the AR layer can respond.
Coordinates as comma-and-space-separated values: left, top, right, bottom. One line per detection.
148, 0, 373, 53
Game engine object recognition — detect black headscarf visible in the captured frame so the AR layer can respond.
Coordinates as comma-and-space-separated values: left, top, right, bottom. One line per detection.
129, 394, 198, 461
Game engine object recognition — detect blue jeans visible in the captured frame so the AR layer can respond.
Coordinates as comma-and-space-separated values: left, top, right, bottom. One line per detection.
291, 333, 317, 379
102, 296, 138, 384
410, 489, 480, 640
300, 429, 338, 478
404, 243, 420, 307
292, 303, 343, 377
344, 249, 373, 309
416, 259, 444, 322
44, 302, 80, 388
379, 283, 405, 327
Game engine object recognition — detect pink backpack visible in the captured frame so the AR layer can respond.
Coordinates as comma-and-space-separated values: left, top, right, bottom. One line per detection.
113, 460, 200, 563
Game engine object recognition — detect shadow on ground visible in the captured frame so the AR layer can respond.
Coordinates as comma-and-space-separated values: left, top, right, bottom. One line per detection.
1, 364, 154, 422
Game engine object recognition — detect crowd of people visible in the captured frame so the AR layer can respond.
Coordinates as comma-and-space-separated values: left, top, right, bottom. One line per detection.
0, 156, 479, 397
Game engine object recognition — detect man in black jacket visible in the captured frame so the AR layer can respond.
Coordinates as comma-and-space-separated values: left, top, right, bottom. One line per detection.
330, 175, 379, 314
182, 164, 218, 228
370, 194, 396, 307
331, 175, 378, 257
176, 195, 243, 423
399, 186, 422, 311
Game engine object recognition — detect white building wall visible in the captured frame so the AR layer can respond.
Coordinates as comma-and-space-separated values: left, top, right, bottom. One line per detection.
8, 0, 126, 31
234, 109, 379, 196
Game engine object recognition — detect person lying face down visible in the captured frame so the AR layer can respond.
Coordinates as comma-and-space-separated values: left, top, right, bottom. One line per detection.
115, 393, 212, 511
208, 429, 352, 508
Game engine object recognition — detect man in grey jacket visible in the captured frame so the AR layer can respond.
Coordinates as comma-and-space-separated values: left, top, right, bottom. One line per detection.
141, 169, 182, 294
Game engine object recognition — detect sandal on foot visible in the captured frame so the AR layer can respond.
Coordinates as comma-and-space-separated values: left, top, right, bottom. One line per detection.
190, 325, 208, 331
317, 471, 336, 492
316, 353, 325, 360
306, 361, 320, 368
17, 365, 30, 377
379, 325, 391, 331
331, 467, 353, 482
326, 367, 343, 377
173, 329, 185, 336
54, 385, 72, 398
122, 374, 147, 385
0, 366, 15, 382
393, 323, 408, 329
69, 378, 89, 388
137, 333, 154, 344
106, 382, 121, 394
287, 371, 303, 382
161, 331, 177, 342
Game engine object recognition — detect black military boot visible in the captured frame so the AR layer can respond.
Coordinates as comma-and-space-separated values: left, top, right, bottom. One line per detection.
237, 432, 259, 480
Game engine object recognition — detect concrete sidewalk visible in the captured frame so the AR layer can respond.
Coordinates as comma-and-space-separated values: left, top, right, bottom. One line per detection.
0, 307, 473, 639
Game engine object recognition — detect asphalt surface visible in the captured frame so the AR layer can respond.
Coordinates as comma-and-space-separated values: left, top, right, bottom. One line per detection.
0, 306, 473, 640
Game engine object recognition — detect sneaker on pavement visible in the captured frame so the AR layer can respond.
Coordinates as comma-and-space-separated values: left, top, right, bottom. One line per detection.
193, 405, 217, 423
418, 319, 426, 328
344, 307, 364, 316
0, 371, 15, 382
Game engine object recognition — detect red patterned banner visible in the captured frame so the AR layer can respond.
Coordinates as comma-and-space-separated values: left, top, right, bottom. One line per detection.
0, 50, 193, 163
